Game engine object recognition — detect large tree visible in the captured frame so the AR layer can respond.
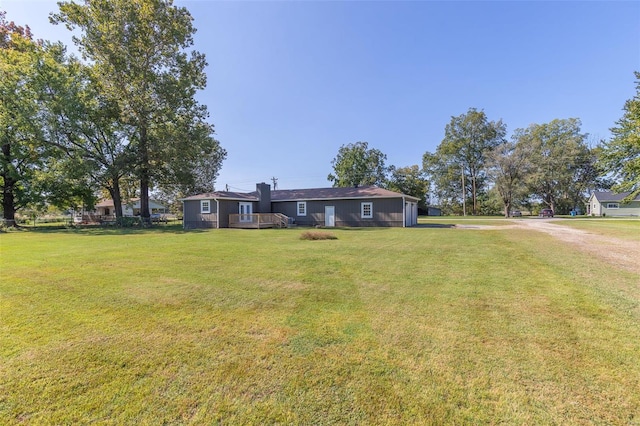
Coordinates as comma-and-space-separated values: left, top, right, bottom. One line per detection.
38, 47, 135, 220
424, 108, 506, 215
385, 165, 429, 208
599, 71, 640, 199
52, 0, 225, 224
328, 141, 387, 187
422, 150, 465, 214
0, 14, 48, 226
515, 118, 595, 214
487, 140, 531, 218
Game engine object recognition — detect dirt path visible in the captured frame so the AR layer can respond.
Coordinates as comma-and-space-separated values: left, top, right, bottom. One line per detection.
457, 219, 640, 275
514, 220, 640, 274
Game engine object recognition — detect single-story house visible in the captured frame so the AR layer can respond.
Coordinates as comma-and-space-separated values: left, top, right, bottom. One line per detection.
587, 191, 640, 217
95, 198, 169, 217
181, 183, 420, 229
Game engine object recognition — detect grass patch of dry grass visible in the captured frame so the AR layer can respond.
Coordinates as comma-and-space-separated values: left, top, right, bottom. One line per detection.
299, 230, 338, 240
1, 224, 639, 424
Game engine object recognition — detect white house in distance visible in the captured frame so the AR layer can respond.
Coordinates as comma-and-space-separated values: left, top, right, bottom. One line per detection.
95, 198, 169, 217
587, 191, 640, 217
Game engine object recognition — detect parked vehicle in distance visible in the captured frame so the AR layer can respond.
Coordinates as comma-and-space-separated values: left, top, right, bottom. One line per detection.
539, 209, 554, 217
511, 210, 522, 217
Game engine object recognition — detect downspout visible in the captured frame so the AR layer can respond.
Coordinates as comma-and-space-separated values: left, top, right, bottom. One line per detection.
402, 196, 406, 228
216, 199, 220, 229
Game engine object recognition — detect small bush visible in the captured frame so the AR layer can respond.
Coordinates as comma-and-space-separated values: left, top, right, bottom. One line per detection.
300, 231, 338, 240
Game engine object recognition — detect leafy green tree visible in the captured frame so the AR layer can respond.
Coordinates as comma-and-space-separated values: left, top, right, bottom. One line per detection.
423, 149, 479, 215
52, 0, 225, 224
385, 165, 429, 208
515, 118, 595, 214
424, 108, 506, 215
0, 14, 48, 226
422, 150, 465, 214
328, 141, 387, 187
599, 71, 640, 199
487, 141, 531, 217
37, 45, 134, 220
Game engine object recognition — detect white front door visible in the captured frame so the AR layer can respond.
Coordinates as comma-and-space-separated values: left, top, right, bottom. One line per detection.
239, 202, 252, 222
325, 206, 335, 227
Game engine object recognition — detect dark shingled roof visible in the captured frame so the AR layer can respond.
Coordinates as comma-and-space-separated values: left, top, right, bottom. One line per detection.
271, 186, 419, 202
181, 186, 419, 202
592, 191, 640, 202
181, 191, 258, 201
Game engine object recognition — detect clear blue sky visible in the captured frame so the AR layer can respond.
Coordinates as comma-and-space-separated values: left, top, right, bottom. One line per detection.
2, 0, 639, 191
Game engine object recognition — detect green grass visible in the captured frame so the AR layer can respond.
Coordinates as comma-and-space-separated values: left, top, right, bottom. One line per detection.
552, 217, 640, 242
419, 216, 515, 226
1, 225, 639, 424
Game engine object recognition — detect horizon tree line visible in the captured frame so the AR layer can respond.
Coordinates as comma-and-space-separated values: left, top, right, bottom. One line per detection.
2, 3, 638, 225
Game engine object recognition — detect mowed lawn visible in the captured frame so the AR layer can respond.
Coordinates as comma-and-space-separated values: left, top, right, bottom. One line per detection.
1, 223, 639, 424
554, 218, 640, 242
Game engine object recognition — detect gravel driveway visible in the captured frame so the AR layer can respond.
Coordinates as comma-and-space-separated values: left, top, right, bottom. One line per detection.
457, 219, 640, 275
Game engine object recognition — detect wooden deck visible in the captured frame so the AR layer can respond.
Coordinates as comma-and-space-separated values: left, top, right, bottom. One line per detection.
228, 213, 289, 229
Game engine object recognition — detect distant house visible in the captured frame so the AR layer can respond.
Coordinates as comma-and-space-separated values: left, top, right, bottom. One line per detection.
588, 191, 640, 217
181, 183, 420, 229
95, 198, 169, 217
426, 206, 442, 216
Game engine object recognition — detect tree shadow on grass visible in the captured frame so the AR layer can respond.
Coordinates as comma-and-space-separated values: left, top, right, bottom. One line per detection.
18, 223, 206, 236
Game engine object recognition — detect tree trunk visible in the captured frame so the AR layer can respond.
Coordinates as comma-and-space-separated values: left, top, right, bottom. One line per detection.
1, 143, 18, 227
108, 178, 123, 219
471, 176, 477, 215
139, 125, 151, 225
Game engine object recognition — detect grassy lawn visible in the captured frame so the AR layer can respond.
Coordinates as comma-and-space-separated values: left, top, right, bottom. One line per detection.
1, 225, 639, 424
419, 216, 515, 226
552, 217, 640, 242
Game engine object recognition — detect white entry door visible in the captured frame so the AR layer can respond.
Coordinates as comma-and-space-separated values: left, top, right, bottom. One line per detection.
325, 206, 335, 227
239, 202, 252, 222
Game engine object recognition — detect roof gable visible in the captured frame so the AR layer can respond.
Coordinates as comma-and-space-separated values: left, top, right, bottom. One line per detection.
592, 191, 640, 202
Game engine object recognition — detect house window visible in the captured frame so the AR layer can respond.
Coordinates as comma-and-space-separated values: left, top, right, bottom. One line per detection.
361, 202, 373, 218
201, 200, 211, 214
606, 203, 619, 209
297, 201, 307, 216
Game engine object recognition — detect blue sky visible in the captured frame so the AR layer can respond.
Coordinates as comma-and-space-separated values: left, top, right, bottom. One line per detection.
2, 0, 639, 191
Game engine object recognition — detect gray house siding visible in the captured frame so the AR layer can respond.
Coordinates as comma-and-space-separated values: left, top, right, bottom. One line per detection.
217, 200, 234, 228
183, 199, 259, 229
183, 200, 218, 229
272, 198, 405, 227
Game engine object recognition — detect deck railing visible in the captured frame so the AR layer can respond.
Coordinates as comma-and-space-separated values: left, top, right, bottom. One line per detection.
229, 213, 290, 228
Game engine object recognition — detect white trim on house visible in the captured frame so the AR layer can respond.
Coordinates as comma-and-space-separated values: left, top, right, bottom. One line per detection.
239, 202, 253, 222
297, 201, 307, 216
361, 202, 373, 218
200, 200, 211, 214
325, 206, 335, 227
216, 199, 220, 229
